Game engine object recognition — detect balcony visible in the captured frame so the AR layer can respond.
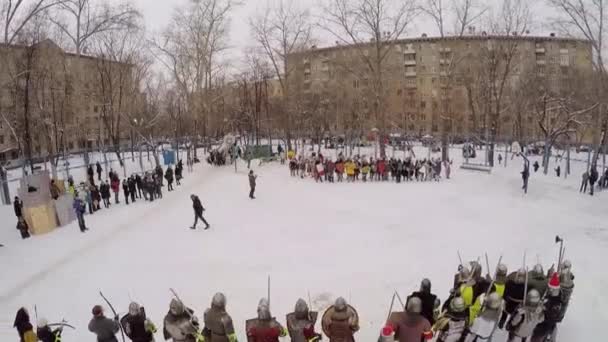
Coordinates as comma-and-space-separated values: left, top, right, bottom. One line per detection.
405, 70, 417, 77
404, 49, 416, 55
535, 47, 546, 54
536, 59, 546, 65
439, 47, 452, 52
439, 59, 450, 65
404, 59, 416, 66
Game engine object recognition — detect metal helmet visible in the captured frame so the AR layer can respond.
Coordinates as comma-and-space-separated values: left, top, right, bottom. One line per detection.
170, 299, 184, 315
420, 278, 432, 293
129, 302, 141, 316
526, 289, 541, 306
295, 298, 309, 314
406, 297, 422, 314
562, 260, 572, 271
258, 305, 271, 320
459, 267, 471, 281
212, 293, 226, 309
496, 264, 508, 276
37, 318, 49, 328
450, 297, 466, 313
470, 261, 482, 278
334, 297, 347, 312
486, 293, 502, 310
515, 268, 527, 284
533, 264, 544, 275
258, 298, 269, 308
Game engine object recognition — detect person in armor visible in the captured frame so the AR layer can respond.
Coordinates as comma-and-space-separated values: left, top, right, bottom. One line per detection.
464, 292, 503, 342
499, 268, 526, 329
89, 305, 120, 342
36, 318, 62, 342
493, 264, 508, 297
246, 300, 287, 342
286, 299, 321, 342
322, 297, 359, 342
121, 302, 157, 342
532, 273, 565, 342
202, 293, 238, 342
557, 261, 575, 319
506, 289, 545, 342
434, 297, 467, 342
407, 279, 440, 325
528, 264, 548, 296
383, 297, 433, 342
470, 261, 491, 301
163, 299, 201, 342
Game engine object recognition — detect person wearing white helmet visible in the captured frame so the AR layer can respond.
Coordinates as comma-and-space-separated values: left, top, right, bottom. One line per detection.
506, 289, 545, 342
36, 318, 63, 342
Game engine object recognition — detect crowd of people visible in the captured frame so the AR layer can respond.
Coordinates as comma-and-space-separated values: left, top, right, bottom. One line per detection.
11, 256, 574, 342
289, 151, 452, 183
13, 160, 185, 237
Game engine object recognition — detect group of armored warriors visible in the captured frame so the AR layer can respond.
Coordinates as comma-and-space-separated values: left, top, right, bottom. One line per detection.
15, 259, 574, 342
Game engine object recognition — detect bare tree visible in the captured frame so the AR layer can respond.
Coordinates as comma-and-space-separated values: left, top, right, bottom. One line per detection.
50, 0, 139, 54
453, 0, 487, 36
421, 0, 446, 37
1, 0, 64, 44
250, 0, 312, 151
548, 0, 608, 166
320, 0, 419, 157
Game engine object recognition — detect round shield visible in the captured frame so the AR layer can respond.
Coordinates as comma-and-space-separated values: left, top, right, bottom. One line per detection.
321, 304, 359, 337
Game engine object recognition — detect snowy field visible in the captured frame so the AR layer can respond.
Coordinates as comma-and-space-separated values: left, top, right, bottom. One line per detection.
0, 146, 607, 341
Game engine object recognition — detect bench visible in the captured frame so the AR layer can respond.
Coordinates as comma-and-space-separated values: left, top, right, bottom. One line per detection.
460, 163, 493, 173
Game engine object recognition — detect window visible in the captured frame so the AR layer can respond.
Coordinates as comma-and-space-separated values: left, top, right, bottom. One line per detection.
304, 73, 311, 81
94, 106, 99, 113
406, 78, 416, 88
353, 79, 360, 89
538, 66, 546, 75
0, 135, 4, 144
421, 101, 427, 109
560, 54, 569, 66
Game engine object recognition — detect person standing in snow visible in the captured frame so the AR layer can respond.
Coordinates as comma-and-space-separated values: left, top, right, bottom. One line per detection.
434, 297, 467, 342
249, 170, 257, 199
464, 292, 503, 342
89, 305, 120, 342
163, 299, 201, 342
165, 166, 175, 192
506, 289, 544, 342
383, 297, 432, 342
73, 192, 88, 232
96, 161, 103, 181
14, 196, 23, 219
286, 299, 322, 342
128, 176, 137, 203
407, 279, 440, 326
16, 216, 31, 239
322, 297, 359, 342
136, 174, 144, 199
111, 176, 120, 204
202, 293, 238, 342
246, 302, 287, 342
13, 307, 37, 342
87, 164, 95, 185
190, 194, 210, 230
120, 302, 157, 342
533, 161, 540, 172
580, 171, 589, 193
175, 160, 184, 186
554, 165, 561, 177
123, 179, 130, 205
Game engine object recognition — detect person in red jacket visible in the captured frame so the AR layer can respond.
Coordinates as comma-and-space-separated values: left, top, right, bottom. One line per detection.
377, 159, 387, 181
246, 302, 287, 342
110, 177, 121, 204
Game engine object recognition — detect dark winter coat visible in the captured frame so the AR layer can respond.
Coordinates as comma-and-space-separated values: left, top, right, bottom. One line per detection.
590, 168, 599, 184
176, 161, 184, 180
100, 184, 111, 199
123, 182, 130, 195
37, 326, 61, 342
73, 198, 86, 214
249, 173, 257, 188
14, 308, 35, 341
121, 313, 154, 342
135, 175, 143, 190
155, 166, 163, 179
14, 199, 23, 217
165, 168, 174, 183
128, 178, 137, 193
192, 196, 204, 215
407, 291, 439, 325
88, 316, 120, 342
88, 166, 95, 178
96, 163, 103, 174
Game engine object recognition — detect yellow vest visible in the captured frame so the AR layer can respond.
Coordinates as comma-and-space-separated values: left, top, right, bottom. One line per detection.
459, 284, 474, 307
495, 283, 505, 297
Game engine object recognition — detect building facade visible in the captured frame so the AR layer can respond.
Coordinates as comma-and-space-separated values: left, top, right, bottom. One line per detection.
0, 39, 133, 163
286, 34, 593, 143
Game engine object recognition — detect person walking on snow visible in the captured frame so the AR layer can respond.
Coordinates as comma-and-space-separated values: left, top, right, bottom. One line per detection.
73, 192, 88, 232
191, 195, 210, 230
521, 160, 530, 194
249, 170, 257, 199
555, 165, 561, 177
589, 165, 599, 196
580, 170, 589, 193
533, 161, 540, 172
123, 179, 130, 205
165, 166, 175, 192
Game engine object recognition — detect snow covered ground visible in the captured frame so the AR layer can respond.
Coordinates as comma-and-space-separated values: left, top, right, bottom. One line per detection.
0, 147, 606, 341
